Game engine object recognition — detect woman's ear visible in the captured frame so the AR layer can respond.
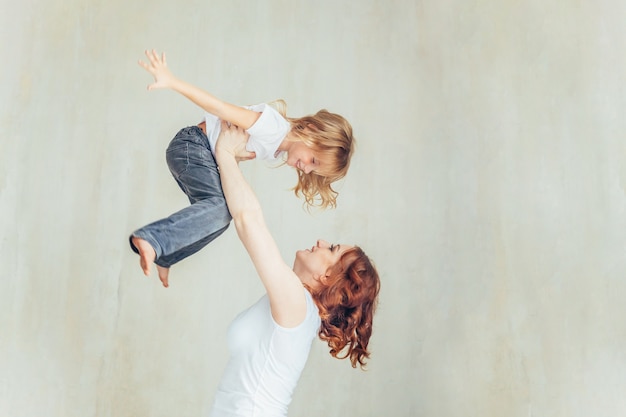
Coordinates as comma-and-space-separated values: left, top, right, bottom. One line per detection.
312, 272, 326, 285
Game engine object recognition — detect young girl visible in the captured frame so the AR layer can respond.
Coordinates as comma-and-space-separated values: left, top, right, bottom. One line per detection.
130, 50, 355, 287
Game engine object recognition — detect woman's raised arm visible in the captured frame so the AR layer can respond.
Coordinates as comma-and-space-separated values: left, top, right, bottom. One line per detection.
214, 121, 308, 327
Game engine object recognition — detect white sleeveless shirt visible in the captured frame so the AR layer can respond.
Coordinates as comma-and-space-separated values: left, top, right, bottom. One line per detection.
208, 290, 321, 417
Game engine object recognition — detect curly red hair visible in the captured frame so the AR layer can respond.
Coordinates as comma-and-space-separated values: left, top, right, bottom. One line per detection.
309, 246, 380, 369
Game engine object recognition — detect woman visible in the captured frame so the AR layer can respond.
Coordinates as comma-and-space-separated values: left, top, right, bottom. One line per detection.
209, 121, 380, 416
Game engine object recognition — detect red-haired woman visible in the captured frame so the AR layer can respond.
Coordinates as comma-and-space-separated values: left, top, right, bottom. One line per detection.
206, 121, 381, 417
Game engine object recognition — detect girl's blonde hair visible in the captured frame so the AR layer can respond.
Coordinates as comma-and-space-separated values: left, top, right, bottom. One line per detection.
269, 100, 355, 210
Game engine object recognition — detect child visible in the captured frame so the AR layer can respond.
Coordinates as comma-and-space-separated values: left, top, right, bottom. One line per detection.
129, 50, 355, 287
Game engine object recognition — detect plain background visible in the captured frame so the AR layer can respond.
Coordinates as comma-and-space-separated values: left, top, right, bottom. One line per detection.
1, 1, 625, 416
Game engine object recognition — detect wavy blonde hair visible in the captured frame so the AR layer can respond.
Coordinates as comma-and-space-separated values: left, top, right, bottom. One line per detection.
269, 100, 355, 209
308, 246, 380, 369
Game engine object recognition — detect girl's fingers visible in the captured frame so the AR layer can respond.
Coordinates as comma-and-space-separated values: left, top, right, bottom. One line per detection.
146, 49, 158, 65
141, 49, 168, 70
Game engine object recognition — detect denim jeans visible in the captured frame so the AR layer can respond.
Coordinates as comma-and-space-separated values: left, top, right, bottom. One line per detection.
129, 126, 231, 268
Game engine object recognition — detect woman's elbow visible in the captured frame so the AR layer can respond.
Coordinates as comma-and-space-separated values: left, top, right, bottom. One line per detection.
233, 208, 263, 232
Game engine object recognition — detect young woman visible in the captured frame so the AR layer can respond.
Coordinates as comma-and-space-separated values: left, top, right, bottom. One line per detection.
206, 121, 380, 416
129, 50, 355, 287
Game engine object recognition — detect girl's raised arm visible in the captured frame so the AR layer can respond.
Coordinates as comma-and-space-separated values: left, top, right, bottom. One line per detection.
138, 49, 260, 129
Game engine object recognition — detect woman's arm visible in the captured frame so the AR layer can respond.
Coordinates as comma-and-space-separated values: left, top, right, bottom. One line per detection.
214, 121, 307, 327
138, 50, 261, 129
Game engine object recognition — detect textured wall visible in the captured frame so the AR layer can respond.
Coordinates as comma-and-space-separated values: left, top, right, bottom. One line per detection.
1, 1, 625, 416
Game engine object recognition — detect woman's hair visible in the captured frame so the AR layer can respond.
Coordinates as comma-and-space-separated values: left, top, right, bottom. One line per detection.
268, 100, 355, 210
308, 246, 381, 369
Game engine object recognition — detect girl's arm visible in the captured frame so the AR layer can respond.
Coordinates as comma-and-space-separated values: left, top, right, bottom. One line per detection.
214, 121, 307, 328
138, 50, 260, 129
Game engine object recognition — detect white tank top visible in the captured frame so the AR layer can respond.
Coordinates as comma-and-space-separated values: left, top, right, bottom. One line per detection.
209, 289, 321, 417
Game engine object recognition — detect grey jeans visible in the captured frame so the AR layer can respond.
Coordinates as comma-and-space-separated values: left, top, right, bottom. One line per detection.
129, 126, 231, 268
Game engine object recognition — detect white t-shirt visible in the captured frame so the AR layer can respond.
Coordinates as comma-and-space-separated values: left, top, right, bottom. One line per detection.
209, 290, 321, 417
204, 103, 291, 160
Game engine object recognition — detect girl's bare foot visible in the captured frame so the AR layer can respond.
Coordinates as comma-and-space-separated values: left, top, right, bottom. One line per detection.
131, 236, 156, 276
156, 265, 170, 288
132, 236, 171, 288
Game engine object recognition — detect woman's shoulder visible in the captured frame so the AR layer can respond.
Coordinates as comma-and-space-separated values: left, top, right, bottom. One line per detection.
272, 288, 320, 332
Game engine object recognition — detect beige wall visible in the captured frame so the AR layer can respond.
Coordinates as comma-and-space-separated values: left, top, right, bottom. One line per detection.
1, 1, 625, 416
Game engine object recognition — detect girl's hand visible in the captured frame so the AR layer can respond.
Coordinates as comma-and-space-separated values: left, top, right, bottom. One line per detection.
216, 120, 256, 162
138, 49, 176, 90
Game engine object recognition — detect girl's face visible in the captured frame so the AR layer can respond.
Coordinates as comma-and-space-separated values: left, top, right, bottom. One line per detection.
285, 142, 320, 174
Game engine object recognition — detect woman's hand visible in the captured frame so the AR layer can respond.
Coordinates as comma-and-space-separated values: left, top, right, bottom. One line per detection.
216, 120, 256, 162
138, 49, 177, 90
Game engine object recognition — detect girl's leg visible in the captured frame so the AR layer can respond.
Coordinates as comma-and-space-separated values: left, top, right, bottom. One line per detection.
129, 126, 231, 269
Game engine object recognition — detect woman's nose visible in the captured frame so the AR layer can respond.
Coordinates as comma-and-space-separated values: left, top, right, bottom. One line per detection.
317, 239, 329, 248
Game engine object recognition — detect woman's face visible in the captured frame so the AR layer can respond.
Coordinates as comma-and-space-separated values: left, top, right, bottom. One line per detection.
294, 239, 353, 287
